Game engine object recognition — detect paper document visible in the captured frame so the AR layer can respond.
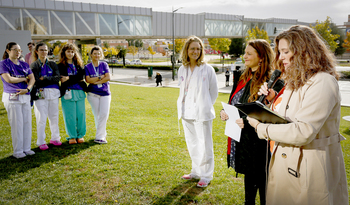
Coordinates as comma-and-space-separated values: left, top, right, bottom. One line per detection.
221, 102, 242, 142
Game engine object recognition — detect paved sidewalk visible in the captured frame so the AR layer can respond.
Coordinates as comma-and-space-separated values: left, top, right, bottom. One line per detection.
109, 67, 350, 106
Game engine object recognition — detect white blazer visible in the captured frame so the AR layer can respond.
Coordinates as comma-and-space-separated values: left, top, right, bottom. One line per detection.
177, 63, 218, 121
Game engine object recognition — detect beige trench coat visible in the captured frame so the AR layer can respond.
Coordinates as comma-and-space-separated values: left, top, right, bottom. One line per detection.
257, 72, 348, 205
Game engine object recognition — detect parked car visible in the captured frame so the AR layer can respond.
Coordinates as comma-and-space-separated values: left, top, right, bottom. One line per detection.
110, 59, 119, 64
231, 58, 244, 71
130, 59, 142, 65
124, 59, 131, 65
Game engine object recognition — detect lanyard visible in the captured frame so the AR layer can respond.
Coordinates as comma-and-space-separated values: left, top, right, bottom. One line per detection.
68, 63, 77, 75
93, 62, 99, 76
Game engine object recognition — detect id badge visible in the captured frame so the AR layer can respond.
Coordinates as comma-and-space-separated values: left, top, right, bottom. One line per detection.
9, 93, 19, 101
36, 88, 45, 99
97, 84, 102, 88
64, 89, 72, 100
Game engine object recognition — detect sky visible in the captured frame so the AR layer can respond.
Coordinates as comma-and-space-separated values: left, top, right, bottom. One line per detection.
63, 0, 350, 25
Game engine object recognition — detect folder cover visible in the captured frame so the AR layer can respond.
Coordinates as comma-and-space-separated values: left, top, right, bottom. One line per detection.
234, 101, 290, 124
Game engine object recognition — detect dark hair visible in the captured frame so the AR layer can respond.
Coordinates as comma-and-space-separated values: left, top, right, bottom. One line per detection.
58, 43, 84, 67
32, 42, 47, 62
240, 39, 274, 102
90, 46, 104, 60
27, 42, 34, 47
2, 42, 18, 60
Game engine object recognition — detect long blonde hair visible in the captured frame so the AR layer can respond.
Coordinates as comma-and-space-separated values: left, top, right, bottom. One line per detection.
273, 25, 339, 90
180, 36, 205, 67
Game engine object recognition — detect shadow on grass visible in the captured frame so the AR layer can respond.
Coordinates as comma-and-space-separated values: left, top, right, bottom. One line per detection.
342, 128, 350, 136
0, 139, 97, 180
0, 108, 7, 116
152, 180, 205, 205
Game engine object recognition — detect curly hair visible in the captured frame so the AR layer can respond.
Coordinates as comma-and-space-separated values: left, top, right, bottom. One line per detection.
273, 25, 339, 90
58, 43, 84, 68
180, 36, 205, 67
240, 39, 274, 102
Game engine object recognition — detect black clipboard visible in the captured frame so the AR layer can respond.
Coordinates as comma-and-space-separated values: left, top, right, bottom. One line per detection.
234, 101, 290, 124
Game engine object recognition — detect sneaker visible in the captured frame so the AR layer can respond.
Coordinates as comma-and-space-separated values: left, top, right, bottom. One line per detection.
24, 150, 35, 155
197, 179, 211, 188
50, 140, 62, 146
94, 139, 107, 144
77, 138, 84, 143
13, 153, 26, 159
69, 139, 77, 144
181, 173, 200, 180
39, 144, 49, 150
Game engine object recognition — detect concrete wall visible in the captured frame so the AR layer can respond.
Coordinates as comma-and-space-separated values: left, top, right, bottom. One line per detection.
0, 30, 32, 58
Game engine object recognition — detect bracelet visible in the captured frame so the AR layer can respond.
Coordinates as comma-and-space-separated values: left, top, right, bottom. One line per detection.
255, 122, 260, 132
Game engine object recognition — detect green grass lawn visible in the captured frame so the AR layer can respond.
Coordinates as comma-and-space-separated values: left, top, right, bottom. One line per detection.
0, 84, 350, 204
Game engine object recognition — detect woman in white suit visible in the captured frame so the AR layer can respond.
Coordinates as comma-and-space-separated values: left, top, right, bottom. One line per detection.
177, 36, 218, 188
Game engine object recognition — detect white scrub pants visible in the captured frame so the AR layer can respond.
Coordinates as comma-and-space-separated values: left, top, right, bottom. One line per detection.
87, 93, 111, 141
182, 119, 214, 180
2, 93, 32, 155
34, 97, 60, 146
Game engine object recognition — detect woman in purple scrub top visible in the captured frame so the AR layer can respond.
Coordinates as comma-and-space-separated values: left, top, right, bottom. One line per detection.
58, 43, 87, 145
85, 46, 111, 144
0, 42, 35, 158
30, 42, 61, 151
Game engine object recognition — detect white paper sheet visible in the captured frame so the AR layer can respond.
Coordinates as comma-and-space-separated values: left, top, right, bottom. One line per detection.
221, 102, 242, 142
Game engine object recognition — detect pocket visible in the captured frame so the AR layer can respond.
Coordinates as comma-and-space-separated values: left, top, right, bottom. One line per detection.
64, 89, 72, 100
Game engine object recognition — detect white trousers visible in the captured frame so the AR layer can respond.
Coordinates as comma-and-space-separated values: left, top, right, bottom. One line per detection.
34, 97, 60, 146
2, 93, 32, 155
182, 119, 214, 180
87, 93, 111, 141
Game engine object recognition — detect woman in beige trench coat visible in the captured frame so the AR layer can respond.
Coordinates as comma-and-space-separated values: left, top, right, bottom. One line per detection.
247, 25, 349, 205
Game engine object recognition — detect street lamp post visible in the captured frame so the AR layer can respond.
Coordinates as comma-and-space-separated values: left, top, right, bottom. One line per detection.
172, 7, 183, 81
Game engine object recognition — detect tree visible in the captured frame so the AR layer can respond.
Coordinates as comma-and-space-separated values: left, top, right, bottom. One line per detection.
53, 45, 60, 57
81, 44, 89, 64
312, 16, 340, 53
208, 38, 231, 54
128, 46, 138, 57
228, 38, 244, 57
245, 26, 271, 43
344, 32, 350, 52
330, 23, 346, 56
103, 41, 110, 49
116, 46, 127, 66
126, 39, 143, 48
147, 46, 156, 62
175, 39, 186, 54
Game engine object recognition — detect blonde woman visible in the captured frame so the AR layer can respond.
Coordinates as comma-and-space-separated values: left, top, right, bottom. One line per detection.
85, 46, 111, 144
177, 36, 218, 187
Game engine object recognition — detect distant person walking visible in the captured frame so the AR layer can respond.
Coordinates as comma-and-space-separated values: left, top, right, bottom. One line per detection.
58, 43, 87, 144
155, 72, 162, 87
85, 46, 111, 144
225, 68, 230, 87
0, 42, 35, 158
177, 36, 218, 188
25, 42, 34, 65
30, 42, 62, 150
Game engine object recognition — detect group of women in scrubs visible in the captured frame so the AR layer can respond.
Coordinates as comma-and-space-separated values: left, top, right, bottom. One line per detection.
0, 42, 111, 158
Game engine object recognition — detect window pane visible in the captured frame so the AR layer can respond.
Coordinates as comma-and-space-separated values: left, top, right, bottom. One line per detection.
0, 8, 21, 30
50, 11, 73, 35
23, 9, 49, 35
99, 14, 116, 35
76, 12, 95, 35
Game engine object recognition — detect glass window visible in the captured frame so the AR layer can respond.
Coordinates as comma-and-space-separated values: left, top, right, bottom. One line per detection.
50, 11, 73, 35
22, 9, 49, 35
118, 15, 134, 36
99, 14, 116, 35
76, 12, 95, 35
0, 8, 21, 30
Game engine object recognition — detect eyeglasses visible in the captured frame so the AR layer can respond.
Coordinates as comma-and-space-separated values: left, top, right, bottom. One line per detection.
11, 49, 22, 53
189, 48, 201, 51
38, 49, 48, 52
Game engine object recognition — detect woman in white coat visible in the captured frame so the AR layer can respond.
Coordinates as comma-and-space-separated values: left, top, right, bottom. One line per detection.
248, 25, 348, 204
177, 36, 218, 188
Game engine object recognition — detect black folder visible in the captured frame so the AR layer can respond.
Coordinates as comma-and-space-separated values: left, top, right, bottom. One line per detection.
234, 101, 291, 124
